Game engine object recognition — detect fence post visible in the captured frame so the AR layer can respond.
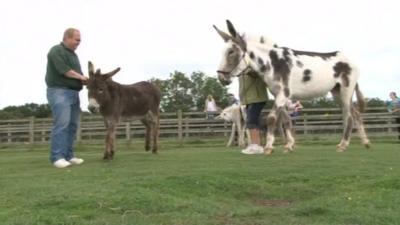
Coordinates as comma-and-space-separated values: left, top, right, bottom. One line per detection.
126, 122, 131, 140
29, 117, 34, 144
177, 110, 183, 145
77, 114, 82, 142
42, 130, 46, 143
387, 113, 393, 134
7, 122, 11, 143
223, 121, 228, 137
303, 113, 308, 135
185, 117, 189, 138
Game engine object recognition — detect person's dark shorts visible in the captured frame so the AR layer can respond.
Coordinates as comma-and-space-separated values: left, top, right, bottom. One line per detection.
246, 101, 266, 129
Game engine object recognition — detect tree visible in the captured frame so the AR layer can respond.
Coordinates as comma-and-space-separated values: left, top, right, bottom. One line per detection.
149, 71, 230, 112
149, 77, 169, 112
158, 71, 195, 112
197, 76, 230, 110
301, 97, 338, 109
366, 98, 386, 107
0, 103, 52, 119
190, 71, 206, 111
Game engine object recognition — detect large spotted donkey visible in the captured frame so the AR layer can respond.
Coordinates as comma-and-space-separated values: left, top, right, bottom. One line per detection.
214, 20, 371, 154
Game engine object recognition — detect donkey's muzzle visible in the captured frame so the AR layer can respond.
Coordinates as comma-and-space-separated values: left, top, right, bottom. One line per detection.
217, 72, 232, 86
88, 105, 99, 114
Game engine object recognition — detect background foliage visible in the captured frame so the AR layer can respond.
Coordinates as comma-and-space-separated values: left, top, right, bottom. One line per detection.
149, 70, 230, 112
0, 69, 389, 119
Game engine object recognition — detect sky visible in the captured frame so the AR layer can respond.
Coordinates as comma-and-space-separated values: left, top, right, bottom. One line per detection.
1, 0, 399, 110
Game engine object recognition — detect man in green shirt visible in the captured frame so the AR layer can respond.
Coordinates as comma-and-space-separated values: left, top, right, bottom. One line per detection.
45, 28, 88, 168
239, 71, 268, 154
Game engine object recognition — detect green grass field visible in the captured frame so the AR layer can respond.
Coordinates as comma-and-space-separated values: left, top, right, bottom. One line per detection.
0, 137, 399, 225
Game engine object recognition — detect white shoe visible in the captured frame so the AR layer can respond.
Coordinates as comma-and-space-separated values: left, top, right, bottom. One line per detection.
241, 144, 264, 155
53, 159, 71, 168
68, 157, 84, 165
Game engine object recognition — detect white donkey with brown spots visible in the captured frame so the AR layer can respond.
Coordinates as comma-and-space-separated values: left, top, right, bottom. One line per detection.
214, 20, 371, 154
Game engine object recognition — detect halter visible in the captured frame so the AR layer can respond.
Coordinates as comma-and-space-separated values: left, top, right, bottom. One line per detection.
217, 51, 252, 77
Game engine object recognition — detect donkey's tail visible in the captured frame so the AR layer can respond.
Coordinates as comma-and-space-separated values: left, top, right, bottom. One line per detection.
354, 83, 366, 113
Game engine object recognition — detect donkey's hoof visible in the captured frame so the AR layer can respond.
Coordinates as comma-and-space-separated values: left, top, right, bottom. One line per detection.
336, 146, 346, 152
103, 154, 114, 160
284, 144, 294, 152
264, 148, 274, 155
283, 149, 293, 154
363, 140, 371, 149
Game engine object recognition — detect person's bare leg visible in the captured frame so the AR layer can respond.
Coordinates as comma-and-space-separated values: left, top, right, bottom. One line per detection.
249, 129, 260, 145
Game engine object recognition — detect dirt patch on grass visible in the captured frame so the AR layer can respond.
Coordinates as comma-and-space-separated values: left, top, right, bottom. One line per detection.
254, 199, 291, 207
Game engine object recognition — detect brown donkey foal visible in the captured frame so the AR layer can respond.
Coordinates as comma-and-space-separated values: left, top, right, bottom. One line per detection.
87, 61, 161, 160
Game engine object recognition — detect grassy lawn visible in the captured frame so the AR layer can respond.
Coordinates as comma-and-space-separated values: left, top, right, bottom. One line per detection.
0, 136, 399, 225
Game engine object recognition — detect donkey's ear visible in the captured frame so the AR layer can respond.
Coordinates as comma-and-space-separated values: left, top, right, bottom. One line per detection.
226, 20, 237, 38
88, 61, 95, 77
213, 25, 231, 42
103, 67, 121, 80
226, 20, 247, 51
233, 35, 247, 52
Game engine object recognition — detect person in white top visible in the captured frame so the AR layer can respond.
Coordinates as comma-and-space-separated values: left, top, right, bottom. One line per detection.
286, 99, 303, 129
287, 99, 303, 117
204, 95, 219, 120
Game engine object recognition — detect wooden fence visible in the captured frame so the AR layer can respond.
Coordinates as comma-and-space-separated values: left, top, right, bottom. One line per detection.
0, 107, 399, 145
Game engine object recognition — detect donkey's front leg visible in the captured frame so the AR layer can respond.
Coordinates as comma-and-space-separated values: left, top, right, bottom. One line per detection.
264, 110, 277, 155
279, 110, 295, 153
151, 116, 160, 154
264, 93, 289, 155
104, 124, 116, 160
227, 123, 236, 147
238, 123, 246, 148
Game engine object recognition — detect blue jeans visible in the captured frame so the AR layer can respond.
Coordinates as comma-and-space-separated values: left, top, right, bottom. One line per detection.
47, 87, 81, 163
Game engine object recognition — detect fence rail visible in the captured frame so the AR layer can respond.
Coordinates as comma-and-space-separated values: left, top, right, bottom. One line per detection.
0, 107, 399, 144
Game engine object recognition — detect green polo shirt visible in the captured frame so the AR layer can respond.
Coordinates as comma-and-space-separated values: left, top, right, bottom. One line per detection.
239, 71, 268, 105
45, 42, 83, 91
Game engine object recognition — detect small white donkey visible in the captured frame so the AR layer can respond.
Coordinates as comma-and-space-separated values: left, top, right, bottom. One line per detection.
216, 103, 249, 147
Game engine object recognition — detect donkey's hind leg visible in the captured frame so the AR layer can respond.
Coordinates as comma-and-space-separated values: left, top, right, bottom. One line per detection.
151, 112, 160, 153
336, 88, 354, 152
351, 106, 371, 148
141, 118, 152, 152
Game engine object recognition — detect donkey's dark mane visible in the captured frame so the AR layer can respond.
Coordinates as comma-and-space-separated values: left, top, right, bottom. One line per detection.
291, 49, 339, 59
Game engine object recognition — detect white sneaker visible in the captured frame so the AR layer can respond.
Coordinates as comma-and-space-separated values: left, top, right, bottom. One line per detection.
241, 144, 264, 155
53, 159, 71, 168
68, 157, 84, 165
